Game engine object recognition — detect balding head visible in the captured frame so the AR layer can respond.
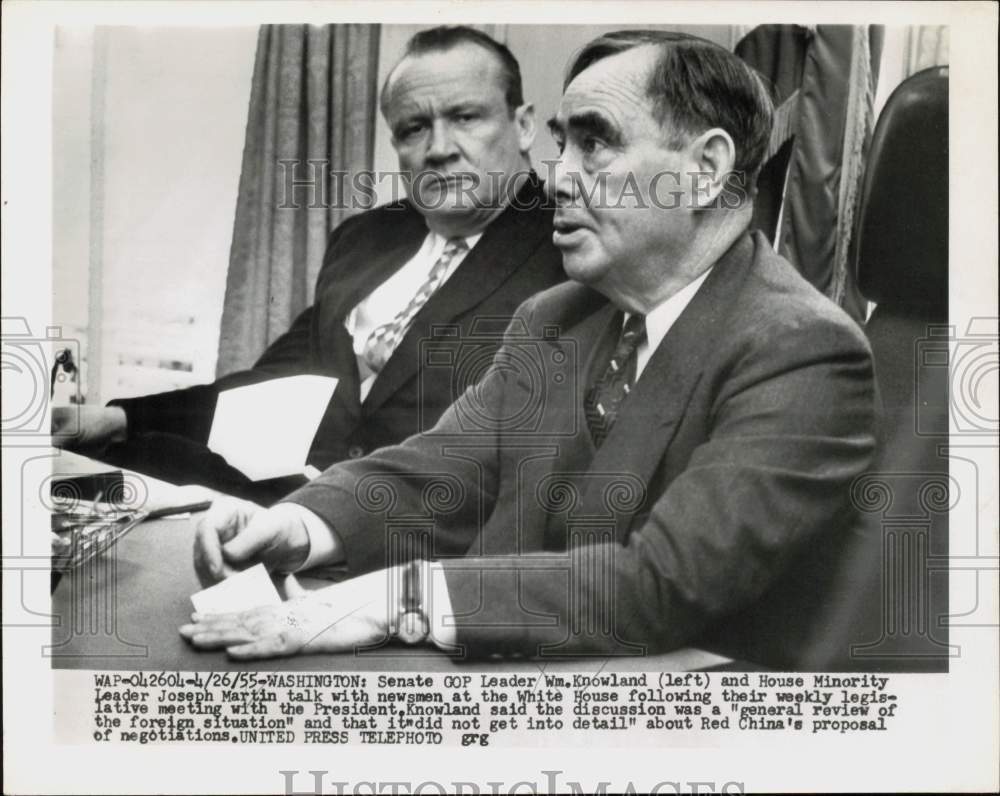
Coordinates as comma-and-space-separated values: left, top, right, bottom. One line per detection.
381, 26, 524, 119
566, 30, 774, 182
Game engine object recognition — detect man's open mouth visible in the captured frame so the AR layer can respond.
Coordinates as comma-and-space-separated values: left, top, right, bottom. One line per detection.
423, 173, 474, 188
552, 216, 590, 244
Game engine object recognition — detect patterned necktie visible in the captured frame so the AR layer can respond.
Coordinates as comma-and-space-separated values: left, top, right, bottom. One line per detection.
584, 313, 647, 448
362, 237, 468, 375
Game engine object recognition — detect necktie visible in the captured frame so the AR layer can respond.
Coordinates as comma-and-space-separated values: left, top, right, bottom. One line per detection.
584, 313, 647, 448
362, 237, 468, 375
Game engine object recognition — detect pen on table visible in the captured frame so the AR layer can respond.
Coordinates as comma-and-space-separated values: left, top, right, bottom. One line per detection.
144, 501, 214, 521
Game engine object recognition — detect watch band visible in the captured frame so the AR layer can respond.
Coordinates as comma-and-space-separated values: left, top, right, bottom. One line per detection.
404, 559, 422, 611
395, 559, 430, 645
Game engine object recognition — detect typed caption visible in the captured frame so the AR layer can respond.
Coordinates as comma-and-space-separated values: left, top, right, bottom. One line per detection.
89, 671, 900, 746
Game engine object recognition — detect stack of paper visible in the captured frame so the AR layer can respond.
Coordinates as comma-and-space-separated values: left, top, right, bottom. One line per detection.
207, 375, 338, 481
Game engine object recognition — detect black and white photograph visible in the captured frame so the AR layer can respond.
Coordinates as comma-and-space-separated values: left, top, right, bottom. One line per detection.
2, 2, 997, 794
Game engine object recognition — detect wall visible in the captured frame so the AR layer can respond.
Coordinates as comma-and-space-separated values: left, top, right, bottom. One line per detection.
52, 26, 257, 402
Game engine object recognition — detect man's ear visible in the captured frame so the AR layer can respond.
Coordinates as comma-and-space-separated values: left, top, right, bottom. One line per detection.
514, 103, 537, 153
689, 127, 736, 209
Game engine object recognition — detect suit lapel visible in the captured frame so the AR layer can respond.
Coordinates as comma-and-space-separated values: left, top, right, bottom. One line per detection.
363, 177, 551, 412
318, 206, 429, 322
578, 233, 757, 541
537, 299, 619, 550
313, 205, 428, 424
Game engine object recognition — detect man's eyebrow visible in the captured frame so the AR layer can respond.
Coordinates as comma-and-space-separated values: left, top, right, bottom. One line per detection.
566, 111, 623, 146
391, 101, 487, 128
547, 112, 623, 149
445, 100, 488, 114
390, 109, 427, 127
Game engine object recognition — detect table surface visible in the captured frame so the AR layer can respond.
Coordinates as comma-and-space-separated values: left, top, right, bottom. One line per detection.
49, 451, 731, 672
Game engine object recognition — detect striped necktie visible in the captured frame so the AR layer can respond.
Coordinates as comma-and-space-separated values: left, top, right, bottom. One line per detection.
362, 237, 468, 375
584, 313, 647, 448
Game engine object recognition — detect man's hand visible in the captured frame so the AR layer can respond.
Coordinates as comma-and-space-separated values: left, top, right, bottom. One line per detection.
193, 498, 312, 586
180, 570, 392, 659
51, 405, 128, 450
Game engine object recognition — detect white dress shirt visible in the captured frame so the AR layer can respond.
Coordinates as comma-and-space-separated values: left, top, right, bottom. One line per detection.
296, 266, 713, 649
344, 230, 482, 401
632, 266, 713, 378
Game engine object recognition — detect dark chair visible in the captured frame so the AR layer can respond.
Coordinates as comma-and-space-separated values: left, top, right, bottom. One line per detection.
702, 66, 951, 671
801, 66, 951, 671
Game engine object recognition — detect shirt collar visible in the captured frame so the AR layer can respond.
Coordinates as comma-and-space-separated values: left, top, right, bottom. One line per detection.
425, 229, 484, 257
628, 266, 713, 354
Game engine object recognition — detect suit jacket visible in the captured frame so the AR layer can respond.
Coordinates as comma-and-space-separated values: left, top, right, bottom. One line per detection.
287, 230, 878, 660
111, 175, 565, 469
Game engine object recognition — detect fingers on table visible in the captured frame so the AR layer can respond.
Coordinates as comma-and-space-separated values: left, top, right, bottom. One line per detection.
180, 609, 304, 658
192, 520, 227, 584
193, 501, 248, 583
203, 498, 252, 544
226, 635, 300, 660
221, 510, 284, 564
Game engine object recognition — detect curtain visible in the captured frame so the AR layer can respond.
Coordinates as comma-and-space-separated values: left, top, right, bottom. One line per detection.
216, 24, 380, 376
735, 25, 809, 248
906, 26, 948, 74
736, 26, 884, 322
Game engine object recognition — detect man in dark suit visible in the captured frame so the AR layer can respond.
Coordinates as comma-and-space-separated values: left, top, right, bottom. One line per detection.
182, 31, 877, 660
50, 26, 564, 504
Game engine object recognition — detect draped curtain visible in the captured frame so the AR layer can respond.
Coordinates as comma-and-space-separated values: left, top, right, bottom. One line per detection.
216, 24, 380, 376
736, 25, 884, 322
905, 26, 948, 74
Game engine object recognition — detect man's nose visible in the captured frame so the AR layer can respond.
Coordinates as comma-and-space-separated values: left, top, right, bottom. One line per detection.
425, 119, 459, 164
550, 153, 579, 206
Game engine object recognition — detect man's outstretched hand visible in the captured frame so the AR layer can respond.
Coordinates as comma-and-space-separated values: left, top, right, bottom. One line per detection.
180, 570, 392, 659
192, 498, 313, 586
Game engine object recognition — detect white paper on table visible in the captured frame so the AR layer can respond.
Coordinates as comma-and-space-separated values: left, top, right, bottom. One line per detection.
206, 375, 337, 481
190, 564, 282, 615
141, 483, 218, 515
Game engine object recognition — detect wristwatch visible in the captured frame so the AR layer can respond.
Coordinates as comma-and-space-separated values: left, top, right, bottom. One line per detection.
395, 560, 430, 645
